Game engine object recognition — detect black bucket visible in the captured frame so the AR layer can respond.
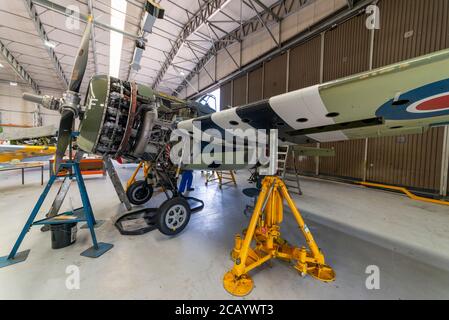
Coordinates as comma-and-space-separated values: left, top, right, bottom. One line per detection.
50, 223, 78, 249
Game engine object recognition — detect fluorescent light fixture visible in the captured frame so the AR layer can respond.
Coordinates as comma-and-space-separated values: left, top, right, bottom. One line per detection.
10, 82, 18, 86
109, 0, 127, 78
44, 40, 57, 48
0, 63, 4, 68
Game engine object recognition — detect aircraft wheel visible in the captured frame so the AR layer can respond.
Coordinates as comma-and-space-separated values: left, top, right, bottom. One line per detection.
126, 180, 153, 205
157, 197, 191, 236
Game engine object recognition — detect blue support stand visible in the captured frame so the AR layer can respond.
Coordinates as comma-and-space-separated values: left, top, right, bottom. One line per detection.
0, 161, 113, 268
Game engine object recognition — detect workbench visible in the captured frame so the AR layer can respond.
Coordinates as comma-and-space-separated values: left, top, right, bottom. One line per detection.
0, 162, 45, 185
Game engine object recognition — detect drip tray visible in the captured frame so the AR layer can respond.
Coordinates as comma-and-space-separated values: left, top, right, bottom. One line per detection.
115, 208, 158, 236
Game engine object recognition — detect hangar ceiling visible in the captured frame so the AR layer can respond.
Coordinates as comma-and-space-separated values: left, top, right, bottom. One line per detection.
0, 0, 342, 98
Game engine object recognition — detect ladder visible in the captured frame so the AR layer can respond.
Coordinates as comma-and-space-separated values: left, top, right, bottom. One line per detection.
205, 171, 237, 189
277, 145, 302, 195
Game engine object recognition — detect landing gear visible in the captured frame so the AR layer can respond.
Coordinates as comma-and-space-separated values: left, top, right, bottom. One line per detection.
157, 197, 191, 236
126, 180, 153, 205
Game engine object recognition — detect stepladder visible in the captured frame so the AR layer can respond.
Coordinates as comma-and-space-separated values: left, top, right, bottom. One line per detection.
277, 145, 302, 195
205, 170, 237, 189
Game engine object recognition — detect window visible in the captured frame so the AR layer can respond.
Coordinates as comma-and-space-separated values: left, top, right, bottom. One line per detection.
196, 88, 221, 112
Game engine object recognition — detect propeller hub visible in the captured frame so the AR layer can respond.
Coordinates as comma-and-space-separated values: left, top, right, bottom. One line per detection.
61, 91, 82, 117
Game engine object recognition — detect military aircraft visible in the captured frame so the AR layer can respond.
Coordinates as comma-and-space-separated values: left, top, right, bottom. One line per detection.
20, 1, 449, 295
22, 0, 449, 229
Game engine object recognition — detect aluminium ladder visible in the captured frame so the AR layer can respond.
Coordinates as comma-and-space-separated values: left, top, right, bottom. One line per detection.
277, 145, 302, 195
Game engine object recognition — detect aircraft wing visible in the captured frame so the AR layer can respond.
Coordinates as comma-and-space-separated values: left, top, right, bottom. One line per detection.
178, 48, 449, 146
0, 125, 57, 141
0, 145, 56, 163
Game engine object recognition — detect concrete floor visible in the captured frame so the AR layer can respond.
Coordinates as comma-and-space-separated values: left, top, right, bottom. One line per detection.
1, 163, 449, 300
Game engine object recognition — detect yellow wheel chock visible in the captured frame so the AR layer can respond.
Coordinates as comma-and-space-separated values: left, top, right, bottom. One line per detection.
223, 176, 335, 297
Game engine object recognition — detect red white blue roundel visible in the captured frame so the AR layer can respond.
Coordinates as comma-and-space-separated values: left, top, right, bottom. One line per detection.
376, 79, 449, 120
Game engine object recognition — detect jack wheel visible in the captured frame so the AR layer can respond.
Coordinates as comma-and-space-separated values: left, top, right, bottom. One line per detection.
223, 271, 254, 297
126, 180, 153, 205
157, 197, 191, 236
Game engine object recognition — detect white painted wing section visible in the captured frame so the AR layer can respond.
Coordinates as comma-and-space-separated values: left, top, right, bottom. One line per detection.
0, 125, 57, 141
269, 85, 333, 130
269, 85, 348, 142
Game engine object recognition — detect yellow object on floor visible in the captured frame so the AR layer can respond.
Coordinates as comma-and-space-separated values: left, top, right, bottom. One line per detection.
205, 170, 237, 189
223, 176, 335, 297
360, 182, 449, 207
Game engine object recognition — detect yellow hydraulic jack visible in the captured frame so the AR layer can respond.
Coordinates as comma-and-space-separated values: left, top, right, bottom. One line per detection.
223, 176, 335, 296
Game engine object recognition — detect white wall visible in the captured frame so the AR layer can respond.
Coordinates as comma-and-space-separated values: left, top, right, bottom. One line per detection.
0, 83, 59, 128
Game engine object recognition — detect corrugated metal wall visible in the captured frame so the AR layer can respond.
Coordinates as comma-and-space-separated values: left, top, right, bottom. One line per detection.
263, 53, 287, 98
297, 143, 319, 175
374, 0, 449, 68
220, 81, 232, 110
323, 14, 371, 82
248, 66, 263, 103
233, 75, 247, 107
288, 36, 321, 91
216, 0, 449, 194
320, 140, 367, 180
367, 128, 444, 191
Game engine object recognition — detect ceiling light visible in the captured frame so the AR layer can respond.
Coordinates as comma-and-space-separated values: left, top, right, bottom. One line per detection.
0, 63, 4, 68
10, 82, 18, 86
44, 40, 57, 48
180, 71, 186, 76
109, 0, 127, 78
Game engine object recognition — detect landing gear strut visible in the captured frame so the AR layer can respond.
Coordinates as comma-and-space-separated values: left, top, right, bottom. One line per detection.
223, 176, 335, 297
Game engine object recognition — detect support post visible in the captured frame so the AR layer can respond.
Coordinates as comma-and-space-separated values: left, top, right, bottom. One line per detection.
104, 157, 132, 211
440, 126, 449, 197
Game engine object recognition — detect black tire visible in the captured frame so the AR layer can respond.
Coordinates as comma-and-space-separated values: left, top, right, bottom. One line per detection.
157, 197, 191, 236
126, 180, 153, 205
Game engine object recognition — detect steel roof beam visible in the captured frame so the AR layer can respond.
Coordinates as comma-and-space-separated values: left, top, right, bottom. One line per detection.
23, 0, 69, 88
32, 0, 142, 40
0, 40, 41, 94
174, 0, 309, 95
178, 0, 375, 98
252, 0, 281, 22
245, 0, 279, 47
152, 0, 230, 90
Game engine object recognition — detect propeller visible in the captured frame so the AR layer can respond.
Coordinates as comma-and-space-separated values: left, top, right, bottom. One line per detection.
23, 16, 94, 172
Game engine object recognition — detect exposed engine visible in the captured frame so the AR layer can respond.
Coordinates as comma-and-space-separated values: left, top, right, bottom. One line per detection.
77, 75, 182, 165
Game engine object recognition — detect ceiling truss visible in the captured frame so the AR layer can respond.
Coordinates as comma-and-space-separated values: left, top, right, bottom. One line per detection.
174, 0, 311, 95
0, 40, 41, 94
22, 0, 69, 88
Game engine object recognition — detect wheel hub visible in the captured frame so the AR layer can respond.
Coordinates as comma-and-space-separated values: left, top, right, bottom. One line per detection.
165, 204, 187, 230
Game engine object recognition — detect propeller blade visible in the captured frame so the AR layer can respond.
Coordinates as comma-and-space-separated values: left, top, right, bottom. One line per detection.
69, 15, 93, 93
54, 110, 75, 172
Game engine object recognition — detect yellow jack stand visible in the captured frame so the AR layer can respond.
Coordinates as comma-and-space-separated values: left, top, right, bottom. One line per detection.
223, 176, 335, 297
